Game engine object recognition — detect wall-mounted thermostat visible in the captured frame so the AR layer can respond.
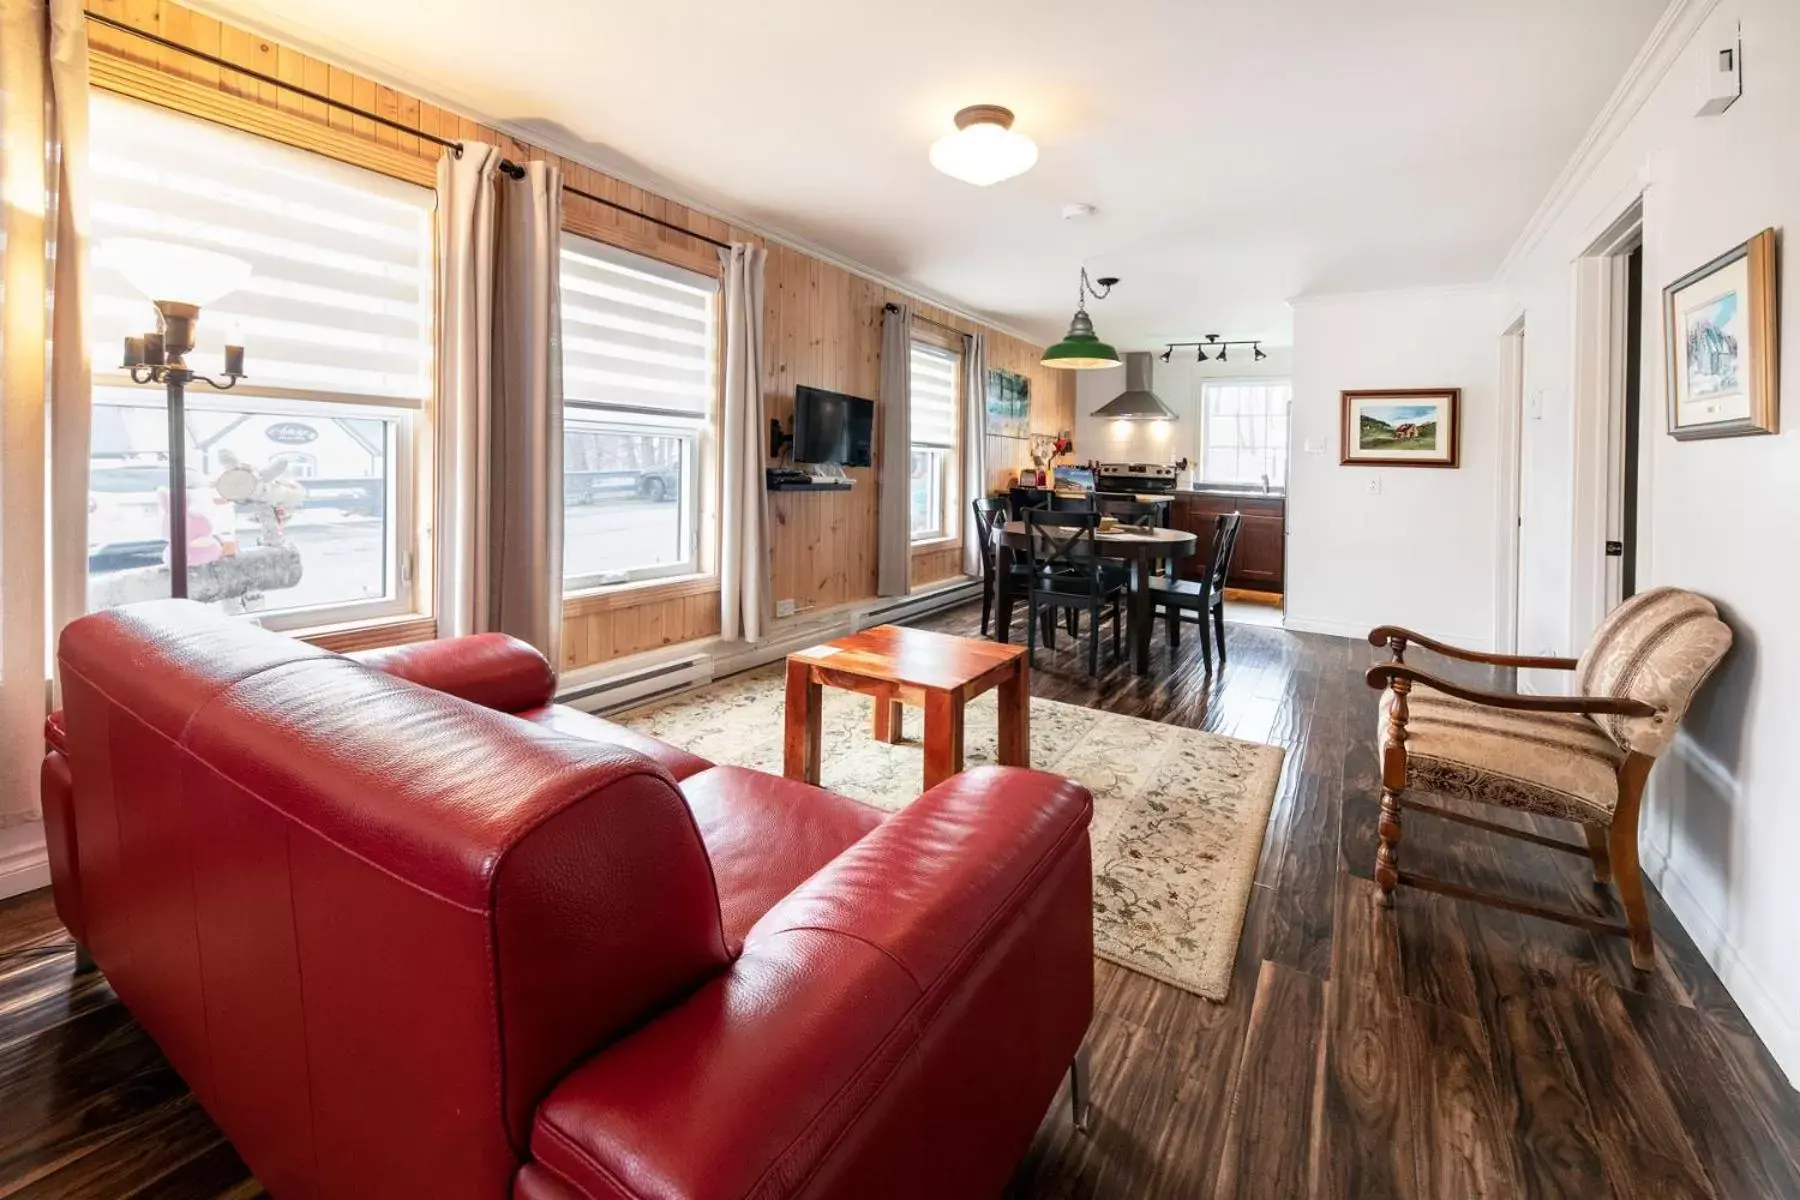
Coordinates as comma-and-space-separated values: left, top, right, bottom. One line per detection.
1697, 26, 1742, 116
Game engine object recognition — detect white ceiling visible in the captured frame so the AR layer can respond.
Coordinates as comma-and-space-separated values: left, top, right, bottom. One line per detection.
197, 0, 1666, 347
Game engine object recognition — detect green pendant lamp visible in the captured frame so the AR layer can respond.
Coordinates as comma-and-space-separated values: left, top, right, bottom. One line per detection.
1042, 268, 1123, 370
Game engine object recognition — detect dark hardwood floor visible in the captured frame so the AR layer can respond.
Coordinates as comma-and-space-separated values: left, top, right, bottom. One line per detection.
3, 600, 1797, 1197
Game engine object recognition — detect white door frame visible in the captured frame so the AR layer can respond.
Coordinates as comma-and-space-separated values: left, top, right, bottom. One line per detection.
1494, 314, 1526, 653
1569, 198, 1644, 646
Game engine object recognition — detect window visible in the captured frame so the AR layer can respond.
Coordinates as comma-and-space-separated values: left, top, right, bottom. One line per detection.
87, 95, 433, 628
1200, 380, 1291, 488
560, 232, 718, 589
908, 342, 960, 542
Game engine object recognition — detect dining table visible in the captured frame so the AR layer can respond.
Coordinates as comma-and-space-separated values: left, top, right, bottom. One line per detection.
991, 520, 1198, 676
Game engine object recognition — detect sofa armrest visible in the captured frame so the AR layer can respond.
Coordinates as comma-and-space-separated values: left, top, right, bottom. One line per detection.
349, 632, 555, 712
529, 766, 1094, 1200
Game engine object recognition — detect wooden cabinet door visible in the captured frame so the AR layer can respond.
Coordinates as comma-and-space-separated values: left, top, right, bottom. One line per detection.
1230, 513, 1285, 591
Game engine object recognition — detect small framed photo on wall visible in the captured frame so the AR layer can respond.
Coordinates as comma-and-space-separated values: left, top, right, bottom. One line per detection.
1340, 388, 1461, 467
1664, 227, 1779, 440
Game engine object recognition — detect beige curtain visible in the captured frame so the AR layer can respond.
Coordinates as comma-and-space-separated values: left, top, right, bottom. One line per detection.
960, 331, 987, 577
718, 244, 769, 642
433, 144, 500, 638
488, 160, 564, 666
876, 303, 912, 597
2, 0, 89, 831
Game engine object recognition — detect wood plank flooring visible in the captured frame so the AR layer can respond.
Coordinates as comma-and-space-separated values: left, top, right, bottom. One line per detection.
3, 602, 1797, 1197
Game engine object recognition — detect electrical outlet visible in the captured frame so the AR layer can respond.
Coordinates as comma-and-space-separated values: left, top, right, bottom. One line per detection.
775, 598, 797, 618
1365, 475, 1382, 495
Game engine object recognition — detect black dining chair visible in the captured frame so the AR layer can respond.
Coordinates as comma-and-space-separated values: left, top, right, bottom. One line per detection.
1009, 486, 1049, 516
1050, 493, 1097, 514
1150, 512, 1242, 673
1095, 497, 1172, 579
972, 495, 1031, 638
1023, 509, 1127, 675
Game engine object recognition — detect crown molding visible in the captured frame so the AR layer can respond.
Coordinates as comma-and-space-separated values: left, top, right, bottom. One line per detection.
1494, 0, 1719, 283
171, 1, 1045, 347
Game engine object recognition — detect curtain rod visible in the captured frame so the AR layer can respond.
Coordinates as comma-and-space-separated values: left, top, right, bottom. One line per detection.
85, 11, 733, 252
884, 302, 968, 339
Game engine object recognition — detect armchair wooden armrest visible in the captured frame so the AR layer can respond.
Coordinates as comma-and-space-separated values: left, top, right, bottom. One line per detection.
1367, 625, 1578, 671
1364, 663, 1657, 718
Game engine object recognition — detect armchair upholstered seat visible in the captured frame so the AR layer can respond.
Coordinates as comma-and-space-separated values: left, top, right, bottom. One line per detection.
1376, 684, 1625, 825
1366, 587, 1732, 970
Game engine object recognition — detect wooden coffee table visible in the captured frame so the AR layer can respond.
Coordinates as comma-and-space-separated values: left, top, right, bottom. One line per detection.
783, 624, 1029, 791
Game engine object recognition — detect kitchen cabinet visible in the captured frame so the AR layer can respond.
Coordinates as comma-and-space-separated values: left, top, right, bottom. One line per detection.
1170, 493, 1285, 594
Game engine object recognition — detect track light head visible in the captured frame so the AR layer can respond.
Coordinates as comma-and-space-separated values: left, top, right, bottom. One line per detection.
1253, 343, 1267, 361
1217, 345, 1228, 362
1195, 345, 1207, 362
1160, 347, 1173, 363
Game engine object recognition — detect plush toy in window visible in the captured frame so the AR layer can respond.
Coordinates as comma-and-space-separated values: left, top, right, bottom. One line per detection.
213, 449, 307, 549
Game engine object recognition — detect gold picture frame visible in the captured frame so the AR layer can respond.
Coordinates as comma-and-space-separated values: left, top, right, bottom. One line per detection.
1663, 227, 1779, 440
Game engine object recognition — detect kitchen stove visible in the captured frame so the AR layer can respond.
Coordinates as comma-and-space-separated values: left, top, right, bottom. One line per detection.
1095, 462, 1178, 494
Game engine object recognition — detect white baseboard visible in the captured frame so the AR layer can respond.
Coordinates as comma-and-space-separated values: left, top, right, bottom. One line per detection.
1642, 838, 1800, 1087
0, 821, 50, 901
1277, 614, 1364, 640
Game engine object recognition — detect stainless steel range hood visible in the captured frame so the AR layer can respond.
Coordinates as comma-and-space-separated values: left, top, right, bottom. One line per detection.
1088, 351, 1178, 421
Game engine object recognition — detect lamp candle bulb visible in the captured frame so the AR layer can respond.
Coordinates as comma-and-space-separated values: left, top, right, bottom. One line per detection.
123, 336, 144, 367
223, 345, 245, 376
143, 333, 166, 366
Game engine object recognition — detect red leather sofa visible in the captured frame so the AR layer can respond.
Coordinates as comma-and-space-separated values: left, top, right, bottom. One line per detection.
40, 601, 1094, 1199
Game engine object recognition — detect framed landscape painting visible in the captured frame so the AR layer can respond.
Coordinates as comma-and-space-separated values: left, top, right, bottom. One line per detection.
1663, 227, 1778, 440
1340, 388, 1460, 467
986, 368, 1032, 440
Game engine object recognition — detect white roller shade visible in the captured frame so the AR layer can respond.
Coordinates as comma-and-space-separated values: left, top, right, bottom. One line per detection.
561, 231, 718, 418
909, 342, 957, 447
89, 94, 435, 405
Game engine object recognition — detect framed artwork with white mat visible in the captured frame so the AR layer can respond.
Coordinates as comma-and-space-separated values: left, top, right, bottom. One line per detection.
1663, 227, 1779, 440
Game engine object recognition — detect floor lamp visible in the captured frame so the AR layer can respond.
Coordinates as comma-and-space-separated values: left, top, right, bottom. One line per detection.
105, 240, 251, 599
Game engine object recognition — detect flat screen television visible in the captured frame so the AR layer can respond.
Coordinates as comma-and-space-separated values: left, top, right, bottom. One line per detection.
792, 385, 874, 467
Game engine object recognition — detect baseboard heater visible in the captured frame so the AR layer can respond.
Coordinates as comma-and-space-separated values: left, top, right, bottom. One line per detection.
855, 580, 980, 631
559, 652, 713, 717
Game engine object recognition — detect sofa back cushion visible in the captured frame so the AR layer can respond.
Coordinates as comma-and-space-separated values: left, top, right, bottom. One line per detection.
57, 601, 730, 1199
1575, 587, 1732, 757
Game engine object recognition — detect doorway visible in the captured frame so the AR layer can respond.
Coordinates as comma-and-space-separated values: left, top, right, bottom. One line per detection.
1603, 237, 1645, 611
1496, 316, 1526, 653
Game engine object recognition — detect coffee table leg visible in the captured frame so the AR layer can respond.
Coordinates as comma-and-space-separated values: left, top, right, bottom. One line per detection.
783, 658, 821, 784
872, 697, 903, 744
1131, 557, 1153, 676
923, 691, 965, 791
997, 660, 1030, 768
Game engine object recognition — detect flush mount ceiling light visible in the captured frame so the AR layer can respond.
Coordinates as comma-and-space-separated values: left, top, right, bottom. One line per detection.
1042, 268, 1121, 370
929, 105, 1038, 187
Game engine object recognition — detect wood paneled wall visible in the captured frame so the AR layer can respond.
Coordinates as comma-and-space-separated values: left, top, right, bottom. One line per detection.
88, 0, 1073, 666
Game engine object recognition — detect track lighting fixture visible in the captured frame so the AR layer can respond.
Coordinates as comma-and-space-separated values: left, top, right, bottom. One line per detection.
1162, 334, 1268, 366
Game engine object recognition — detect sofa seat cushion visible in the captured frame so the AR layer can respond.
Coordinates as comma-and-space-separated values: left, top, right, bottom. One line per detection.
1379, 684, 1624, 825
679, 766, 884, 948
516, 704, 713, 782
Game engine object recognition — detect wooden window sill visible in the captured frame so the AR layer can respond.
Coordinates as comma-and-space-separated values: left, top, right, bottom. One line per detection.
302, 614, 438, 654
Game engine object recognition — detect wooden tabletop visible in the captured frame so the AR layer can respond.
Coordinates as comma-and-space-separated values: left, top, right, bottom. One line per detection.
789, 623, 1024, 696
997, 520, 1197, 558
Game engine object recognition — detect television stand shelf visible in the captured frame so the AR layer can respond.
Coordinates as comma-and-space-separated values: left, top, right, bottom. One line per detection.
767, 478, 853, 492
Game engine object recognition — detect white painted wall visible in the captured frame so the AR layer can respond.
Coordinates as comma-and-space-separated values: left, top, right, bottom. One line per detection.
1073, 347, 1292, 468
1501, 0, 1800, 1081
1284, 288, 1503, 646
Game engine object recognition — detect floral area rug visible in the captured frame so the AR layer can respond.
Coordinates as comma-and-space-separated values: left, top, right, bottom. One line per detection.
615, 665, 1285, 1002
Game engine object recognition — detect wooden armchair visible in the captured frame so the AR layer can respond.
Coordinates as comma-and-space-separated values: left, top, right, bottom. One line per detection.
1366, 588, 1732, 969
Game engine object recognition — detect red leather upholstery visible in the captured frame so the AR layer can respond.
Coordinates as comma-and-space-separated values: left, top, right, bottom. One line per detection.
47, 601, 1095, 1199
678, 765, 884, 947
39, 714, 82, 947
516, 704, 713, 782
529, 768, 1094, 1200
351, 631, 556, 711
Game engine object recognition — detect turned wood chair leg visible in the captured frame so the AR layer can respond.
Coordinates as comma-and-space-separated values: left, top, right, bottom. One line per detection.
1582, 824, 1613, 885
1069, 1039, 1093, 1134
1375, 787, 1403, 906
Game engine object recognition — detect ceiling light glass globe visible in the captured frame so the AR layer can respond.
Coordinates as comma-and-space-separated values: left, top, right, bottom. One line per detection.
930, 110, 1038, 187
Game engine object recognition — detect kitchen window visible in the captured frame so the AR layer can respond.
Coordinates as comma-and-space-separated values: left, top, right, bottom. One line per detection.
909, 341, 960, 542
87, 94, 433, 629
1199, 380, 1291, 488
560, 232, 718, 589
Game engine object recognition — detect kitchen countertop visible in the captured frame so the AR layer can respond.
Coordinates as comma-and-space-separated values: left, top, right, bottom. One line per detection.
1174, 488, 1286, 500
